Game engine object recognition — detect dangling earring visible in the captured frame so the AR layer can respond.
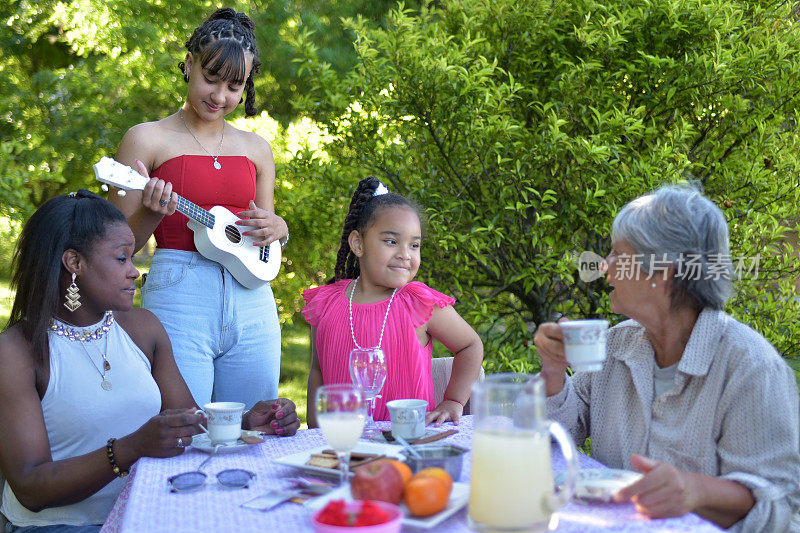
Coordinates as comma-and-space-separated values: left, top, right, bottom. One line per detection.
64, 272, 81, 312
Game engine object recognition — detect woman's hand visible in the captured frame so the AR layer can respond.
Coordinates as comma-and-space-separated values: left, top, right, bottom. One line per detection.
236, 200, 288, 246
243, 398, 300, 437
135, 159, 177, 215
130, 408, 204, 458
614, 455, 701, 518
532, 321, 569, 395
426, 399, 463, 426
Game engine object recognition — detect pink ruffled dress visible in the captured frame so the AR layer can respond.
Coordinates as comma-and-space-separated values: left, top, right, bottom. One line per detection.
302, 280, 455, 421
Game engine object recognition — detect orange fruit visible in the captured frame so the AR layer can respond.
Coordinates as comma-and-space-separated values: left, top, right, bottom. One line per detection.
414, 467, 453, 495
388, 459, 412, 486
404, 475, 449, 517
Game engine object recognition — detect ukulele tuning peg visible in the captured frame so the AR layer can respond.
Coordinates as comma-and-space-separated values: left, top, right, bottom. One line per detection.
100, 184, 109, 192
117, 190, 127, 197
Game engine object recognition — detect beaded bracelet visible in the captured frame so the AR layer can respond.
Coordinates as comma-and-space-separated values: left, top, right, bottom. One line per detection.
106, 438, 129, 478
444, 397, 465, 407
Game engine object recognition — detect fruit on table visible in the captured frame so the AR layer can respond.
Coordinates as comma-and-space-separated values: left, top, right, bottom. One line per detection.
316, 500, 392, 527
414, 467, 453, 495
404, 469, 452, 517
351, 459, 404, 504
387, 459, 412, 486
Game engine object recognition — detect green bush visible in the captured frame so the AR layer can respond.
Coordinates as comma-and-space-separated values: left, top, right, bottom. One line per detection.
289, 0, 800, 369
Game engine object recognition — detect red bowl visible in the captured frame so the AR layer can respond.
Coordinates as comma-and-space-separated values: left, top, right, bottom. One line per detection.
311, 500, 403, 533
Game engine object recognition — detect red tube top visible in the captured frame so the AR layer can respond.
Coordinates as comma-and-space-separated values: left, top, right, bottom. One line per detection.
151, 155, 257, 252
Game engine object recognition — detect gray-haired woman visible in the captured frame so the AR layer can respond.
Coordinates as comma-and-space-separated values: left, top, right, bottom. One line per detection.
534, 185, 800, 531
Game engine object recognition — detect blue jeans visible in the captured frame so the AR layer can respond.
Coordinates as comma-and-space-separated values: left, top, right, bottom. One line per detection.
142, 249, 281, 409
5, 525, 100, 533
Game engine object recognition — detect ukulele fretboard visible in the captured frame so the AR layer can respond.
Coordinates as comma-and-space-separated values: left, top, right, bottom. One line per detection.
176, 196, 214, 229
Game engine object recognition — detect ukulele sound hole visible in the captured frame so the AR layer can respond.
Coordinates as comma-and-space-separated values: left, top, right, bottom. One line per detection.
224, 224, 242, 244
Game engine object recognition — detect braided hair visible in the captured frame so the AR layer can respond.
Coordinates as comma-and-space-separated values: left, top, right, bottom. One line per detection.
7, 189, 127, 365
179, 8, 262, 116
331, 177, 420, 283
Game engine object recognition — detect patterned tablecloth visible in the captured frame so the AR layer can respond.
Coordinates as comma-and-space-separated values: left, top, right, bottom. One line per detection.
100, 416, 721, 532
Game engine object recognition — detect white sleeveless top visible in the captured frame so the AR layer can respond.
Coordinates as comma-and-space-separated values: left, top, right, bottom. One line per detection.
1, 313, 162, 526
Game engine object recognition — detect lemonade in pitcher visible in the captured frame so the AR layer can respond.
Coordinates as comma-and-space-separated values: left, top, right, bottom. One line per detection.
468, 373, 577, 532
469, 427, 554, 528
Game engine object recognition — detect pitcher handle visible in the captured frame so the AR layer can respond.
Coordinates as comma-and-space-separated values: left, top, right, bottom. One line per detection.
546, 421, 579, 512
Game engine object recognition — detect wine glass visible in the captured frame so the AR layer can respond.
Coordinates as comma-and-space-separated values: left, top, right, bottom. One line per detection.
349, 347, 387, 438
315, 384, 366, 486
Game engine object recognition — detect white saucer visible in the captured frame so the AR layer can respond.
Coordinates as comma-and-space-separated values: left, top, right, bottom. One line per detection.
190, 430, 265, 454
369, 428, 440, 444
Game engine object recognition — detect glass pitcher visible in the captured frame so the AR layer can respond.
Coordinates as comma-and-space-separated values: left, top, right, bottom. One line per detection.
468, 373, 578, 532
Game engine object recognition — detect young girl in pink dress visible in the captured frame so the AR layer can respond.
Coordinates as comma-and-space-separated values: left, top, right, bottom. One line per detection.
303, 177, 484, 428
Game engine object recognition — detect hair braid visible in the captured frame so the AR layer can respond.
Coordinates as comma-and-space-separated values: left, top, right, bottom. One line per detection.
329, 177, 421, 284
179, 8, 262, 116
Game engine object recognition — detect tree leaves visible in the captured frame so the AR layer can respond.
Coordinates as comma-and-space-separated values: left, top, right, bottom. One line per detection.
291, 0, 800, 363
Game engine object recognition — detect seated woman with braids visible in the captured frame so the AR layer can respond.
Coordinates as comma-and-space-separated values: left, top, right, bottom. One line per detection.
0, 190, 299, 532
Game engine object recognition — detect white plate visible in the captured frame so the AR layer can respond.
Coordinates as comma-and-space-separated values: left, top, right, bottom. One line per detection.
307, 482, 470, 528
273, 442, 404, 477
190, 430, 266, 454
557, 468, 643, 503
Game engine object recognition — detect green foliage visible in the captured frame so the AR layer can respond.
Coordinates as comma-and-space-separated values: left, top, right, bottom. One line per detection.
291, 0, 800, 369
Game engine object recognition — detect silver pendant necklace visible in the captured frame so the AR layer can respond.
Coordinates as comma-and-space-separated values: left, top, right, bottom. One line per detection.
179, 109, 225, 170
348, 276, 398, 350
79, 326, 113, 391
51, 312, 114, 391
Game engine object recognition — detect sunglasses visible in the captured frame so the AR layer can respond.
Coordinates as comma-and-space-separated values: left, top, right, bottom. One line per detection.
168, 468, 256, 492
167, 444, 255, 493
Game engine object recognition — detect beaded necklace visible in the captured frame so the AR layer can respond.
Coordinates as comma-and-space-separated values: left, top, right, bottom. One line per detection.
348, 277, 398, 351
50, 311, 114, 391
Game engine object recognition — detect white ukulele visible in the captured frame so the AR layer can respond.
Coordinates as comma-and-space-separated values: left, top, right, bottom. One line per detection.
93, 157, 282, 288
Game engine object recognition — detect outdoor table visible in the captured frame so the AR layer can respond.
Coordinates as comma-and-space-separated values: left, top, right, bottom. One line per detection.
100, 416, 721, 532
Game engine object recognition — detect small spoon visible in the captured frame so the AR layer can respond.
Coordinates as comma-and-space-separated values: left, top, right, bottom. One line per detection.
394, 434, 422, 459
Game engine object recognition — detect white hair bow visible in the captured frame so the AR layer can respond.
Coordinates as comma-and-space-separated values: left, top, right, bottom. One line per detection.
373, 183, 389, 197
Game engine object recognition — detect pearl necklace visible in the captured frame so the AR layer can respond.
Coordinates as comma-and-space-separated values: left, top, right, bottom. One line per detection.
348, 277, 398, 351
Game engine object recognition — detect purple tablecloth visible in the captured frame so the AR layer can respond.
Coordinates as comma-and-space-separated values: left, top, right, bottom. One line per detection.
100, 416, 721, 532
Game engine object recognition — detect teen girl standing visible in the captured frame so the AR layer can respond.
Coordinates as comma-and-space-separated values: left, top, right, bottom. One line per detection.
112, 8, 287, 409
303, 177, 484, 428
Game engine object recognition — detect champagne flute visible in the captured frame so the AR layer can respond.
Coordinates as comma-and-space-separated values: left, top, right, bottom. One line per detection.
349, 347, 387, 438
315, 384, 366, 486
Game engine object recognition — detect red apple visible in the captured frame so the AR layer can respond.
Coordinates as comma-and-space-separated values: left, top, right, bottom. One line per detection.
351, 459, 404, 504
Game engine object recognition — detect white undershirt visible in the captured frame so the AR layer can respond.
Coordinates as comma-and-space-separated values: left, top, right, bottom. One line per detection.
653, 361, 680, 398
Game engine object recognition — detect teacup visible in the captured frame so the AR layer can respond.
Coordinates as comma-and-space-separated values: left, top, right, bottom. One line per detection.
559, 319, 610, 372
386, 399, 427, 441
195, 402, 245, 444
